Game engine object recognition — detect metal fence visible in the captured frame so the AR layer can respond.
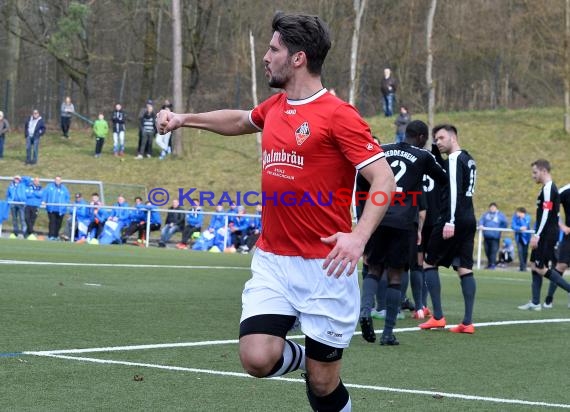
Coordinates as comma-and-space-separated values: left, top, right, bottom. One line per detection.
0, 200, 258, 250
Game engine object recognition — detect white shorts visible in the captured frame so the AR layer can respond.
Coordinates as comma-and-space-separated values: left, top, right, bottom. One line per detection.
240, 248, 360, 348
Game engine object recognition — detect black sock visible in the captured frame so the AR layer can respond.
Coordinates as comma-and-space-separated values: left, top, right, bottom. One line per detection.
410, 268, 424, 310
399, 270, 409, 302
383, 284, 401, 336
545, 269, 570, 293
360, 276, 379, 317
305, 377, 351, 412
460, 273, 476, 325
425, 267, 443, 319
531, 271, 543, 305
375, 275, 387, 311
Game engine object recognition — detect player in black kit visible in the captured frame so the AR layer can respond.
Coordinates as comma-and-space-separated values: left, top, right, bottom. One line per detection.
419, 124, 478, 334
359, 120, 447, 345
518, 161, 570, 311
543, 183, 570, 308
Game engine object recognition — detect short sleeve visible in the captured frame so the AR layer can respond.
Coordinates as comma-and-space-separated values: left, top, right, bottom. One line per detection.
330, 103, 384, 170
249, 93, 284, 131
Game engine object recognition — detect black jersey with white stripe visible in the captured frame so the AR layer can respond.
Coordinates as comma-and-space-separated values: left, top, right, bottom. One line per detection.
422, 173, 442, 227
374, 142, 447, 230
438, 150, 477, 226
534, 181, 560, 236
560, 183, 570, 227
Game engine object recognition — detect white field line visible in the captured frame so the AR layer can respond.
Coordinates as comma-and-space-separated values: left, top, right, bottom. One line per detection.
0, 259, 248, 271
0, 258, 529, 282
23, 318, 570, 356
29, 353, 570, 409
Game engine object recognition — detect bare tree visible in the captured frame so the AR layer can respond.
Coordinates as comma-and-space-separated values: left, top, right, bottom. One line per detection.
426, 0, 437, 138
348, 0, 366, 106
1, 0, 22, 123
564, 0, 570, 134
171, 0, 184, 155
249, 29, 261, 161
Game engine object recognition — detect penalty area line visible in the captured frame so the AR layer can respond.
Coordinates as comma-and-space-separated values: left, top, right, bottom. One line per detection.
29, 353, 570, 409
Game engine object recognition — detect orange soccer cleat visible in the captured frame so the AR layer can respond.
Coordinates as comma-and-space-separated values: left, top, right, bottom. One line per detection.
449, 323, 475, 334
419, 316, 446, 330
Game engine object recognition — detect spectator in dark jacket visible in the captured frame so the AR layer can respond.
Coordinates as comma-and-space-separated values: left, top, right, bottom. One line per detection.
380, 68, 398, 117
159, 199, 185, 247
394, 106, 411, 143
25, 109, 46, 165
136, 101, 156, 159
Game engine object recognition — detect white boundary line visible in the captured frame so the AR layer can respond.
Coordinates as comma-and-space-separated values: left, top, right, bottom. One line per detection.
4, 259, 569, 407
0, 259, 249, 270
23, 318, 570, 355
27, 352, 570, 409
0, 259, 529, 282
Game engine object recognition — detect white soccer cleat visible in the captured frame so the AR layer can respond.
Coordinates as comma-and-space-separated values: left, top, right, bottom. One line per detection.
517, 301, 542, 311
542, 302, 553, 309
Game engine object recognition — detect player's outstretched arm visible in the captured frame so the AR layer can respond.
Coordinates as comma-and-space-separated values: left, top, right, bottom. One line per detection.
157, 109, 257, 136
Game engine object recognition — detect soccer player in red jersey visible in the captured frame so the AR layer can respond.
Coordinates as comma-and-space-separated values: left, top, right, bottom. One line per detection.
158, 12, 395, 411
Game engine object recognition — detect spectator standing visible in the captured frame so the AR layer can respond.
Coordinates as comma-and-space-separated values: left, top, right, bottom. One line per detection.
23, 176, 43, 240
6, 175, 27, 238
111, 103, 126, 157
0, 110, 10, 159
156, 105, 172, 160
42, 176, 70, 240
92, 112, 109, 158
478, 202, 508, 269
60, 96, 75, 138
394, 106, 410, 143
24, 109, 46, 165
158, 199, 185, 247
380, 67, 397, 117
136, 101, 156, 159
511, 207, 532, 272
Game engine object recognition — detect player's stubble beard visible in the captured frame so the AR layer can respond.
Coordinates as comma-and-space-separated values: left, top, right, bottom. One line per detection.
266, 57, 293, 89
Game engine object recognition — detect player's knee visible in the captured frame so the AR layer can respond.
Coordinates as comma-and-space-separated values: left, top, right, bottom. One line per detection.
306, 371, 339, 396
239, 348, 276, 377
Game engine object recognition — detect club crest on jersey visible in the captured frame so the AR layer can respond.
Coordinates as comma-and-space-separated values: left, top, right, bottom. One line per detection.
295, 122, 310, 146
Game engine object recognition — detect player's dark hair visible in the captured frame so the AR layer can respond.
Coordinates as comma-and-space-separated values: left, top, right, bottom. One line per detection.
272, 12, 331, 75
432, 124, 458, 137
516, 206, 527, 214
531, 159, 551, 172
489, 202, 497, 208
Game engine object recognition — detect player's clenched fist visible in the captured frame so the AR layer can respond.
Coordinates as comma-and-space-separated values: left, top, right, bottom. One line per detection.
156, 109, 180, 134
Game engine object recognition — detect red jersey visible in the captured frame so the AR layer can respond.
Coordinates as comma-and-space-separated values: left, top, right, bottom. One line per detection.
249, 89, 384, 258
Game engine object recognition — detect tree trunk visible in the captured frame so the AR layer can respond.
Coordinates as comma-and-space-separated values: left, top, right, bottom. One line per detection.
249, 30, 261, 161
140, 0, 158, 102
4, 0, 21, 123
171, 0, 184, 156
348, 0, 366, 106
426, 0, 437, 141
564, 0, 570, 134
